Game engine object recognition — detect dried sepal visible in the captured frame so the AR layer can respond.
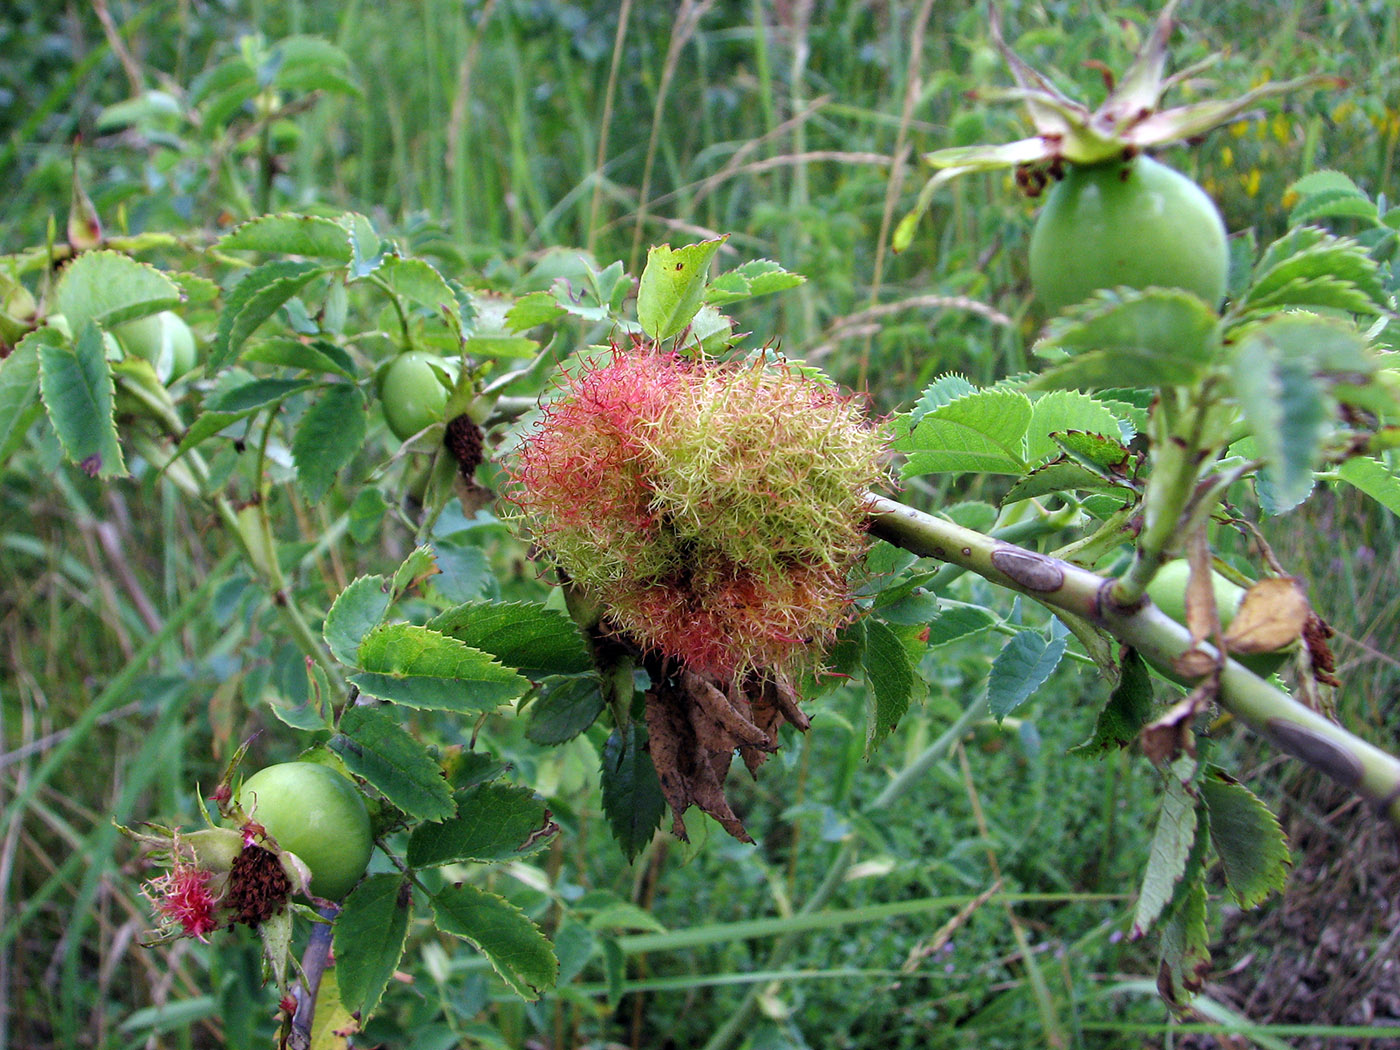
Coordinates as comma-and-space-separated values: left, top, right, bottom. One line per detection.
126, 805, 315, 946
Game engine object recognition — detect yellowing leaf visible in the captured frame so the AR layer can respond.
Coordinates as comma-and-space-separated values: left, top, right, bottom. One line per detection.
309, 969, 360, 1050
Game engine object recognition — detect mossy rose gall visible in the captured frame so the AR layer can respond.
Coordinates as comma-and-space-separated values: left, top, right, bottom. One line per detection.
507, 346, 888, 682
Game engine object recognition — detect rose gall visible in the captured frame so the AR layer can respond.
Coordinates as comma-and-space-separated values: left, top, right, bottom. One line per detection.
507, 345, 887, 684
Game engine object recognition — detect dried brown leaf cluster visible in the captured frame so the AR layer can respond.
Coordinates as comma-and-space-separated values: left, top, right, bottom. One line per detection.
644, 667, 811, 843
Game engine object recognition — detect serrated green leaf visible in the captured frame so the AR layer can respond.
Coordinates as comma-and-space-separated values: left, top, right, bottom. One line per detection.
211, 260, 328, 368
430, 883, 558, 1000
987, 629, 1067, 719
462, 335, 539, 360
601, 724, 666, 861
875, 589, 941, 625
862, 539, 920, 581
703, 259, 805, 307
1003, 458, 1127, 504
1071, 648, 1154, 756
1006, 426, 1141, 503
1025, 391, 1125, 465
96, 88, 180, 130
1054, 429, 1137, 473
407, 782, 554, 866
553, 918, 598, 984
391, 545, 439, 598
863, 619, 914, 755
0, 332, 44, 466
526, 677, 606, 745
347, 488, 389, 546
895, 388, 1033, 476
1032, 288, 1221, 390
942, 500, 1000, 533
1246, 228, 1385, 313
323, 575, 392, 665
1337, 455, 1400, 517
351, 624, 529, 711
242, 337, 356, 377
426, 601, 592, 677
445, 751, 509, 791
205, 377, 316, 413
293, 383, 366, 502
578, 896, 668, 934
1288, 188, 1378, 227
333, 875, 411, 1021
1157, 867, 1210, 1004
909, 373, 976, 423
190, 57, 257, 125
427, 540, 490, 604
270, 36, 360, 97
1133, 775, 1198, 937
169, 410, 255, 464
341, 212, 384, 278
1247, 312, 1374, 374
373, 256, 461, 334
38, 322, 125, 478
52, 251, 182, 334
1200, 771, 1289, 908
1288, 169, 1364, 198
636, 239, 726, 341
308, 969, 357, 1050
332, 706, 456, 822
684, 303, 735, 354
926, 605, 997, 647
266, 697, 331, 732
1230, 319, 1337, 513
506, 291, 567, 332
1242, 275, 1382, 317
594, 259, 629, 311
217, 214, 353, 262
169, 270, 220, 304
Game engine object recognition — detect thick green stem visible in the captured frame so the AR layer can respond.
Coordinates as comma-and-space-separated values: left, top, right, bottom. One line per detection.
1114, 390, 1200, 605
865, 494, 1400, 825
923, 504, 1079, 591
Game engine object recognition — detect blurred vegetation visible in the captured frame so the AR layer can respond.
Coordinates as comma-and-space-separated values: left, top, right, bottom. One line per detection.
3, 1, 1399, 1048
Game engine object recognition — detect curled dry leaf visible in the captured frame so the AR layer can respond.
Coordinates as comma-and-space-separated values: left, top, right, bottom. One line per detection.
1139, 683, 1213, 766
643, 665, 812, 843
1224, 576, 1309, 655
1302, 612, 1340, 689
1183, 534, 1219, 648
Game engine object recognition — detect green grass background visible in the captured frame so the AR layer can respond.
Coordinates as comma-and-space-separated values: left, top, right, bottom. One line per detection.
3, 1, 1399, 1047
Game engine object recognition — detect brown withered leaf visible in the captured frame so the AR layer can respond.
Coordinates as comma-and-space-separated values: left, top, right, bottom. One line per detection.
642, 667, 812, 843
739, 687, 781, 776
765, 678, 811, 732
1224, 576, 1309, 655
688, 750, 752, 844
1139, 683, 1214, 766
1303, 611, 1341, 688
1182, 532, 1218, 648
1171, 647, 1219, 679
683, 671, 771, 750
644, 680, 695, 841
